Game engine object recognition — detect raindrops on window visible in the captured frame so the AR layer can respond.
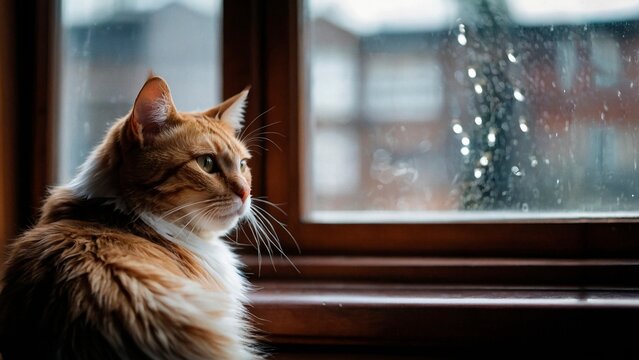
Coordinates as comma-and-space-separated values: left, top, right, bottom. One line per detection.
305, 0, 639, 221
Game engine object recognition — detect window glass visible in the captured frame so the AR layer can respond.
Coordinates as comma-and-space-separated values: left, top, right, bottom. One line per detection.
58, 0, 221, 183
304, 0, 639, 222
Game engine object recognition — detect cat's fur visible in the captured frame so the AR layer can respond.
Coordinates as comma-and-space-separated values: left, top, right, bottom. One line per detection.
0, 77, 259, 359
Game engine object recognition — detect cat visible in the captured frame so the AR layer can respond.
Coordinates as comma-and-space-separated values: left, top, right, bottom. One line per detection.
0, 76, 263, 359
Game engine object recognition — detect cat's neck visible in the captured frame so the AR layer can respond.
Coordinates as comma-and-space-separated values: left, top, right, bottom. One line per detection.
39, 187, 126, 226
40, 187, 221, 244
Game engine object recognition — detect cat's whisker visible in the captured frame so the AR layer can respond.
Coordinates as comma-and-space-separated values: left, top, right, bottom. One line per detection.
249, 204, 299, 273
242, 127, 284, 142
167, 204, 213, 225
250, 213, 292, 272
251, 203, 300, 254
244, 144, 269, 153
238, 106, 276, 141
239, 119, 280, 143
249, 211, 280, 263
173, 206, 209, 238
250, 206, 284, 254
247, 213, 276, 271
243, 214, 264, 275
237, 220, 258, 250
244, 135, 282, 152
158, 198, 219, 220
251, 198, 288, 216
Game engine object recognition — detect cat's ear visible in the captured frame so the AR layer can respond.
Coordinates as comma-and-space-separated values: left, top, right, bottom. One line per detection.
127, 76, 176, 145
205, 87, 249, 132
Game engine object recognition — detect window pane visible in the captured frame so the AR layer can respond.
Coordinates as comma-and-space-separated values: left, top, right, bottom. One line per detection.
58, 0, 221, 183
304, 0, 639, 222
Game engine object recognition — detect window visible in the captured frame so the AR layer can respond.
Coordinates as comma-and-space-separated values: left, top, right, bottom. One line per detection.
4, 0, 639, 354
57, 0, 222, 183
304, 0, 639, 222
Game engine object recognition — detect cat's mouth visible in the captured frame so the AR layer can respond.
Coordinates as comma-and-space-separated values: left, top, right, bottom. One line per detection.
237, 196, 251, 217
215, 196, 251, 219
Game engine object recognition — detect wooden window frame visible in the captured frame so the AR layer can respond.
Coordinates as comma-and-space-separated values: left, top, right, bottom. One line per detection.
251, 0, 639, 259
8, 0, 639, 354
226, 0, 639, 352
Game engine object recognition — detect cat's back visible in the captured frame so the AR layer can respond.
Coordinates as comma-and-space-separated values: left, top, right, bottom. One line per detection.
3, 218, 197, 289
0, 219, 227, 360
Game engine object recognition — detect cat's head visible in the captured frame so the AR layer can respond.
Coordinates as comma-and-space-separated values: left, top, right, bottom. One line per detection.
72, 77, 253, 236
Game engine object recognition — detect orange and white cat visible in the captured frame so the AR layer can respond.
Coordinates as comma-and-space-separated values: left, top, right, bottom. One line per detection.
0, 77, 261, 359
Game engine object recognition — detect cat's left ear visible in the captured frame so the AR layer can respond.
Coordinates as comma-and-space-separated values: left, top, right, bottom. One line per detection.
127, 76, 177, 146
205, 87, 250, 133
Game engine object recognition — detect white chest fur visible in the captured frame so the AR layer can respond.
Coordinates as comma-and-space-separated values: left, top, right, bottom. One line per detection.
139, 212, 248, 307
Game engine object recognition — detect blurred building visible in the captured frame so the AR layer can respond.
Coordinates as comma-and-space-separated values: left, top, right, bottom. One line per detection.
307, 5, 639, 214
58, 2, 221, 183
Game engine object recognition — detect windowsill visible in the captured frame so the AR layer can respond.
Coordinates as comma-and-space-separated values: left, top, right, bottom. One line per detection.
249, 281, 639, 350
245, 255, 639, 352
306, 210, 639, 224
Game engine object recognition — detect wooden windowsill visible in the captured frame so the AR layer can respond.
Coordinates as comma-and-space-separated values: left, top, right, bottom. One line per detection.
249, 281, 639, 351
242, 255, 639, 287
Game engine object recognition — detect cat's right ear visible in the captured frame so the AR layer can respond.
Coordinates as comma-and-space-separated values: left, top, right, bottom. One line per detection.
126, 77, 176, 146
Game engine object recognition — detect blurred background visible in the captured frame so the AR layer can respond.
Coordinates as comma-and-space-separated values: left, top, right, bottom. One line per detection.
304, 0, 639, 221
56, 0, 639, 223
3, 0, 639, 244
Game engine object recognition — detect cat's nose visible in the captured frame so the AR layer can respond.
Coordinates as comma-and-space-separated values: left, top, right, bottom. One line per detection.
231, 183, 250, 203
237, 188, 250, 203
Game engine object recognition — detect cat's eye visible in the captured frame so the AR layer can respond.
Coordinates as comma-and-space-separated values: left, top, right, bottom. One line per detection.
240, 159, 248, 172
196, 155, 220, 174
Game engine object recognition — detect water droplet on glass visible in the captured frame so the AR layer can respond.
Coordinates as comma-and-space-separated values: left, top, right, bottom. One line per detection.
474, 168, 483, 179
487, 129, 497, 145
507, 51, 517, 63
479, 155, 489, 166
468, 68, 477, 78
474, 116, 482, 125
522, 203, 529, 212
460, 146, 470, 156
474, 84, 483, 94
457, 33, 467, 46
530, 157, 538, 167
458, 23, 466, 33
518, 116, 529, 133
511, 166, 522, 176
513, 88, 525, 101
452, 120, 463, 134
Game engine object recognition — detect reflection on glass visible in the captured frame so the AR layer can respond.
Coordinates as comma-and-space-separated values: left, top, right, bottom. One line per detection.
305, 0, 639, 221
58, 0, 221, 183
